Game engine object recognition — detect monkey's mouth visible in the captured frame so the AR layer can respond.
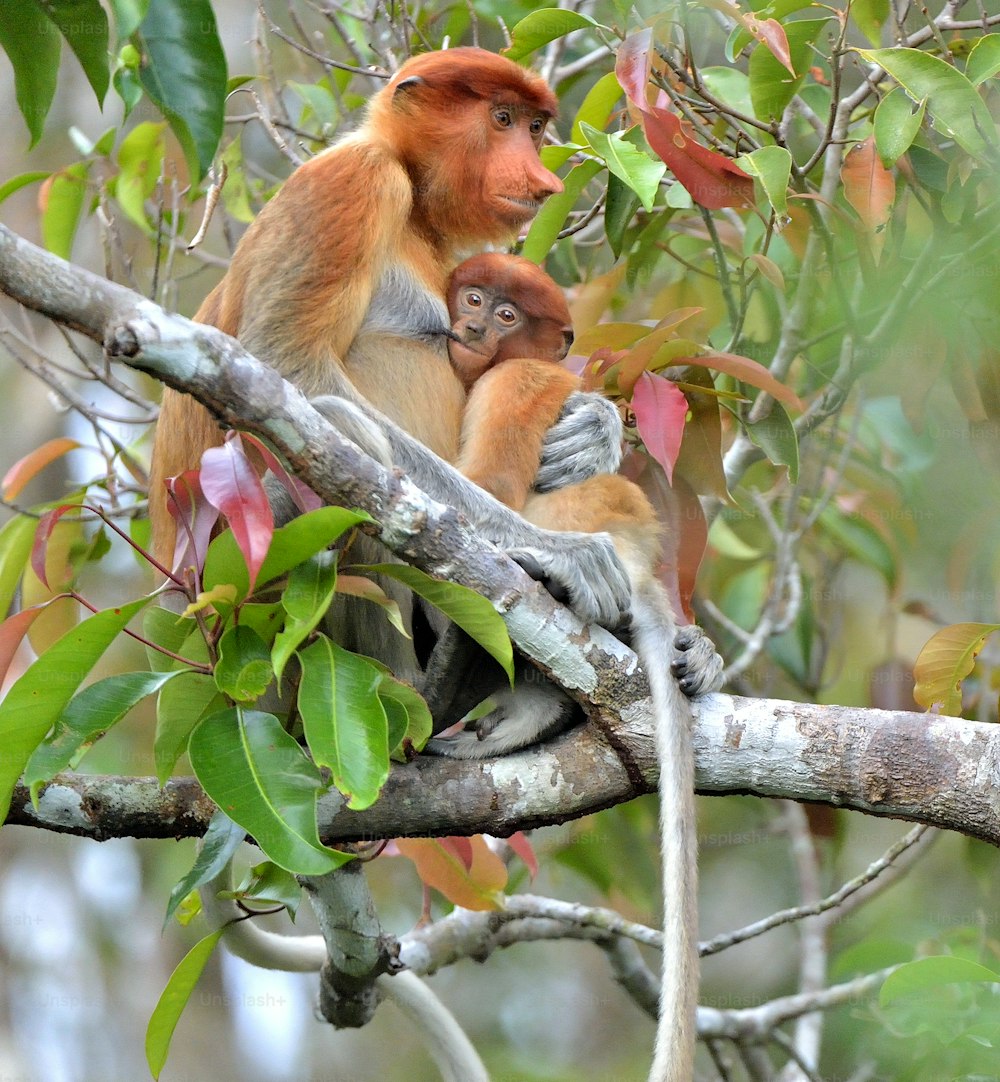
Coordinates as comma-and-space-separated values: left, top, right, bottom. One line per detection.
500, 195, 543, 218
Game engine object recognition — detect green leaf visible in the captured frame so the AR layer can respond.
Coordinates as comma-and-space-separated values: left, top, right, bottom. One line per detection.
110, 0, 149, 41
818, 506, 896, 586
745, 402, 799, 481
145, 927, 225, 1079
134, 0, 227, 180
750, 19, 831, 121
851, 0, 889, 47
39, 0, 110, 104
227, 861, 301, 917
142, 607, 205, 672
504, 9, 604, 62
521, 158, 601, 263
298, 636, 388, 809
858, 47, 998, 160
24, 669, 182, 794
258, 507, 368, 588
215, 625, 273, 702
115, 120, 166, 230
155, 671, 221, 784
0, 171, 50, 205
966, 35, 1000, 86
0, 597, 150, 823
164, 809, 245, 928
880, 957, 1000, 1007
580, 123, 665, 213
735, 145, 792, 217
0, 513, 38, 618
41, 162, 89, 260
189, 708, 349, 874
913, 622, 1000, 715
873, 87, 926, 167
219, 135, 255, 224
378, 673, 433, 756
0, 0, 60, 145
272, 551, 339, 683
570, 71, 623, 146
604, 173, 642, 259
358, 563, 514, 682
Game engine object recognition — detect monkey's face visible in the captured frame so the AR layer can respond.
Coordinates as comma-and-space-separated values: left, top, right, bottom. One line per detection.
481, 104, 563, 230
447, 283, 520, 387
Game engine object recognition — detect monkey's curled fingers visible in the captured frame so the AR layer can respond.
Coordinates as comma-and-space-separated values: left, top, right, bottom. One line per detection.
506, 530, 632, 629
671, 624, 725, 697
534, 392, 623, 493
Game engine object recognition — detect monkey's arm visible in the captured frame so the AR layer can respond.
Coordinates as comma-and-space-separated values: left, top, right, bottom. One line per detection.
534, 391, 624, 492
456, 360, 581, 511
311, 394, 631, 628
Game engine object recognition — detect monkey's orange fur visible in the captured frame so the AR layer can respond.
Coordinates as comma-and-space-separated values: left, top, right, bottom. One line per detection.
149, 49, 562, 562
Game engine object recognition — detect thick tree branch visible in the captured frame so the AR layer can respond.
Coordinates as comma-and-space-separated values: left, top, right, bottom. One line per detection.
1, 227, 997, 849
8, 695, 1000, 845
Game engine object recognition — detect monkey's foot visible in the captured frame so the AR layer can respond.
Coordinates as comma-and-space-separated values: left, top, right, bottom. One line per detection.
507, 531, 631, 629
672, 624, 724, 697
424, 682, 573, 759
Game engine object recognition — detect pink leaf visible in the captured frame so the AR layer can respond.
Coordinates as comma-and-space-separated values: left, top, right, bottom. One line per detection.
199, 433, 274, 594
506, 832, 539, 879
239, 433, 322, 514
615, 28, 654, 108
439, 836, 474, 872
631, 372, 688, 484
166, 469, 219, 579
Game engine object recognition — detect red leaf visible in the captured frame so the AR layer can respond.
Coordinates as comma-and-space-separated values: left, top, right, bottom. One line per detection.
684, 351, 804, 411
2, 438, 81, 500
616, 32, 753, 210
506, 832, 539, 879
631, 372, 688, 484
30, 505, 80, 589
643, 99, 755, 210
199, 434, 274, 593
166, 469, 219, 578
840, 136, 895, 261
0, 606, 46, 690
239, 433, 322, 514
745, 16, 795, 76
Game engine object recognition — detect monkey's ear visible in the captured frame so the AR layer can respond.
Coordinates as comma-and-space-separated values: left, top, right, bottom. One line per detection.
394, 75, 426, 98
559, 327, 574, 360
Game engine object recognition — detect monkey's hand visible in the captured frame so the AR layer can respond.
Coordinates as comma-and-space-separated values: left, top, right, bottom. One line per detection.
533, 392, 623, 493
506, 531, 631, 630
672, 624, 724, 697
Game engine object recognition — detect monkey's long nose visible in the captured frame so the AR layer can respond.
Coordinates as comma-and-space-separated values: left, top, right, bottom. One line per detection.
464, 319, 486, 341
529, 161, 564, 201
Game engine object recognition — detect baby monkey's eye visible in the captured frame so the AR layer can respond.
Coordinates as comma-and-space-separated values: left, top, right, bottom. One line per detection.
496, 306, 519, 325
464, 290, 483, 308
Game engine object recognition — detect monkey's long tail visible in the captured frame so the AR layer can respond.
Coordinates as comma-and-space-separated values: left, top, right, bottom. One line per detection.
631, 589, 699, 1082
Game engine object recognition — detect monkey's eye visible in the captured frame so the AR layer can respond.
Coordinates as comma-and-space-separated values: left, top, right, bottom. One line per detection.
492, 107, 514, 129
495, 306, 519, 326
464, 289, 483, 308
529, 116, 545, 137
